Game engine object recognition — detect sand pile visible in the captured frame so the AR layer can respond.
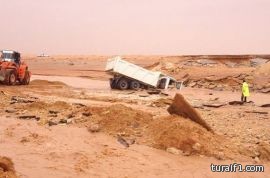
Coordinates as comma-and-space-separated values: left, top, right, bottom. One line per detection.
168, 94, 212, 132
76, 104, 153, 136
30, 80, 67, 88
151, 98, 172, 107
257, 142, 270, 161
0, 157, 17, 178
148, 115, 230, 157
25, 101, 71, 111
72, 104, 252, 160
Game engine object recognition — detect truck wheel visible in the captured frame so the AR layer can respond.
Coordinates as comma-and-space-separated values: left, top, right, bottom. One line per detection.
118, 78, 129, 90
110, 78, 117, 89
6, 70, 17, 85
21, 71, 30, 85
130, 81, 140, 90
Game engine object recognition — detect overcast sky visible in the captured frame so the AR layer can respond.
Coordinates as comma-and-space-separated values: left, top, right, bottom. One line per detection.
0, 0, 269, 55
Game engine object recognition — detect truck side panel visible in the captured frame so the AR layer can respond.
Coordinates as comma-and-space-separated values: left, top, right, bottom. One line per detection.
106, 57, 161, 87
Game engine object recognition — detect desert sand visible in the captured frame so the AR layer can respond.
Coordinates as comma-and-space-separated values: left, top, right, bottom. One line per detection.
1, 55, 270, 178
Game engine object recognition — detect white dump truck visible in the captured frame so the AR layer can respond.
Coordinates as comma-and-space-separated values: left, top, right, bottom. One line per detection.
105, 56, 181, 90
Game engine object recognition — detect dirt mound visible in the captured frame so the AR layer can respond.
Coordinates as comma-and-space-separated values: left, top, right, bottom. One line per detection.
168, 94, 213, 132
26, 101, 71, 111
257, 142, 270, 161
30, 80, 67, 87
77, 104, 153, 136
148, 115, 233, 158
0, 157, 17, 178
151, 98, 173, 107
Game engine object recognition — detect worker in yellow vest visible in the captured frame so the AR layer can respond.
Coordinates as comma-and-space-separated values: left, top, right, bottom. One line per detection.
241, 79, 250, 102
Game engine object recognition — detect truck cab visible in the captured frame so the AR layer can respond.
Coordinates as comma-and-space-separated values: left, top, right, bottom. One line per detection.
158, 76, 182, 90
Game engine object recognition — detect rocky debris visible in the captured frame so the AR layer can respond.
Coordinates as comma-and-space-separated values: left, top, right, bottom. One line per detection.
261, 88, 270, 93
87, 124, 100, 133
196, 59, 217, 67
48, 110, 59, 114
72, 103, 86, 108
10, 96, 35, 104
167, 94, 213, 132
192, 143, 202, 152
0, 156, 17, 178
160, 92, 169, 96
0, 90, 6, 96
5, 109, 17, 114
48, 120, 58, 126
147, 90, 161, 95
261, 104, 270, 108
59, 119, 68, 124
228, 101, 244, 105
203, 102, 227, 108
117, 135, 129, 148
82, 112, 92, 117
67, 113, 75, 119
139, 94, 150, 97
126, 138, 136, 145
48, 114, 58, 118
166, 147, 182, 155
179, 59, 217, 67
250, 58, 269, 67
18, 115, 40, 120
245, 111, 268, 115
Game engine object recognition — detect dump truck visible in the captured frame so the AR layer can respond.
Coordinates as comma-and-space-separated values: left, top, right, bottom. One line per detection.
0, 50, 31, 85
105, 56, 181, 90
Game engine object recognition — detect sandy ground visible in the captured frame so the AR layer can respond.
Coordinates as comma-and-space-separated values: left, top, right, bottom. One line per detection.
1, 55, 270, 178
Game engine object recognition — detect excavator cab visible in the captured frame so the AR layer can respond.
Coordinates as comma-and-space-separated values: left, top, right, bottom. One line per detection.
1, 50, 21, 64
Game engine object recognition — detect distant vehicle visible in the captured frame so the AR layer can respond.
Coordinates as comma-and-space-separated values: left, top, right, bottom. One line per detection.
105, 56, 182, 90
37, 53, 50, 57
0, 50, 31, 85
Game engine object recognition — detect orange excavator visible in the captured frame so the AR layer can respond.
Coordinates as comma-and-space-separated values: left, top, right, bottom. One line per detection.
0, 50, 31, 85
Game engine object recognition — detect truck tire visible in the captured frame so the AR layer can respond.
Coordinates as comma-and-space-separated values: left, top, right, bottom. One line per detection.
5, 70, 17, 85
130, 81, 140, 90
118, 78, 129, 90
21, 70, 30, 85
110, 78, 117, 89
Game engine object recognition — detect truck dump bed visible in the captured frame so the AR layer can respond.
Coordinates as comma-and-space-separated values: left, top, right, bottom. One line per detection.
105, 56, 161, 87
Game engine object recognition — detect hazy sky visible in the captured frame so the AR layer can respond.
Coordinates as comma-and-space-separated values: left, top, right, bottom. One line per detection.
0, 0, 269, 55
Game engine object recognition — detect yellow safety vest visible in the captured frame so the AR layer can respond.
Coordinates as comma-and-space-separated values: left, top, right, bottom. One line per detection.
242, 82, 250, 97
